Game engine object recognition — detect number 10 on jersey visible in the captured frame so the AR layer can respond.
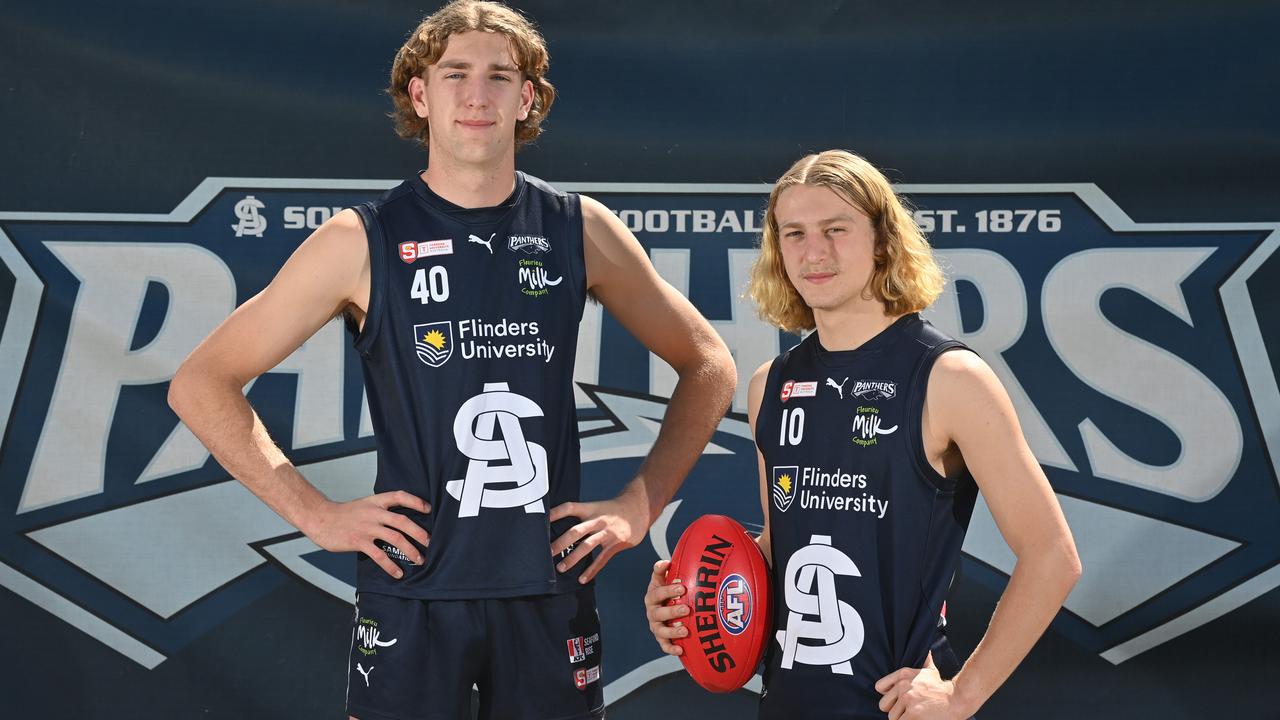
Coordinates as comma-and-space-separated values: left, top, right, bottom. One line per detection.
779, 407, 805, 446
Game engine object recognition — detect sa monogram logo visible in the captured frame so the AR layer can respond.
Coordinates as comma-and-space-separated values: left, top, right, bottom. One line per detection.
446, 382, 549, 517
776, 534, 865, 675
231, 195, 267, 237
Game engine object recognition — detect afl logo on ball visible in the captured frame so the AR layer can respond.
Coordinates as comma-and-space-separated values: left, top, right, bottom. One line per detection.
718, 573, 752, 636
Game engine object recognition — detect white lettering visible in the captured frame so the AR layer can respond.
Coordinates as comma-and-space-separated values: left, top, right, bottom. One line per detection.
1043, 247, 1241, 501
926, 249, 1077, 471
22, 243, 235, 511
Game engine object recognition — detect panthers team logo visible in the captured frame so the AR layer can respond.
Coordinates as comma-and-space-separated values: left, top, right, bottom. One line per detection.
772, 465, 798, 512
413, 321, 453, 367
850, 380, 896, 401
508, 234, 551, 254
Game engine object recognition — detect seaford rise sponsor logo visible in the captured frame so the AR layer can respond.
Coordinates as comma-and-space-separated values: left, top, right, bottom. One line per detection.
0, 179, 1276, 696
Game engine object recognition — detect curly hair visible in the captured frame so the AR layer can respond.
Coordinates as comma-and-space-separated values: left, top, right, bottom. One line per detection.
747, 150, 945, 333
387, 0, 556, 149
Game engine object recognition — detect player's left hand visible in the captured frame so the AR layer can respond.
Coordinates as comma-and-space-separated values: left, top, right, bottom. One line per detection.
875, 666, 969, 720
548, 492, 649, 583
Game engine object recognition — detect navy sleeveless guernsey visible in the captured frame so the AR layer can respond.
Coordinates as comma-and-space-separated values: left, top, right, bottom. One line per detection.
756, 314, 977, 719
348, 172, 587, 599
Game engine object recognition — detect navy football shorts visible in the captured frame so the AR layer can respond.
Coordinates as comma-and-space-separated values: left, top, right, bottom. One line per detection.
346, 585, 605, 720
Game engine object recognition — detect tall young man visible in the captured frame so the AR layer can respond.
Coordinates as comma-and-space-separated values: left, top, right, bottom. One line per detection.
168, 2, 736, 719
644, 150, 1080, 719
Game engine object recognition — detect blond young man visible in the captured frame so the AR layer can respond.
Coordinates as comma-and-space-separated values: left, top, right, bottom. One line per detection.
169, 2, 736, 718
644, 150, 1080, 719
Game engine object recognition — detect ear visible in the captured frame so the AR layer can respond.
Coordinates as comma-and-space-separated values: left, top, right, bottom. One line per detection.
408, 76, 429, 119
517, 78, 534, 121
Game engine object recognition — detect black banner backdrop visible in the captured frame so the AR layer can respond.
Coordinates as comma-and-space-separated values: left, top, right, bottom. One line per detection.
1, 2, 1278, 718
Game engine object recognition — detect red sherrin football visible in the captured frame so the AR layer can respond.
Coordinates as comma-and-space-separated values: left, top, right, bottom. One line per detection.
665, 514, 771, 693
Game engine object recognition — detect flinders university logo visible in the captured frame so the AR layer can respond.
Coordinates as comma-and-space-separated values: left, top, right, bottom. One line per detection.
413, 322, 453, 367
772, 466, 798, 512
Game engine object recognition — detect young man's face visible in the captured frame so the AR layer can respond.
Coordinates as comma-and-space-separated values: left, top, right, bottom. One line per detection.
410, 30, 535, 166
775, 184, 880, 317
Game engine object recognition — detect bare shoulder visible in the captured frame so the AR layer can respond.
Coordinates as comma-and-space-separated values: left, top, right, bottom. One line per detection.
579, 194, 633, 255
577, 193, 658, 292
928, 348, 1002, 401
927, 348, 1020, 446
297, 208, 367, 260
273, 208, 369, 299
579, 193, 615, 230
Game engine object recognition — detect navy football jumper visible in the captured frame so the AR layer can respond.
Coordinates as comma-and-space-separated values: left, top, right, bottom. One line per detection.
756, 314, 977, 719
349, 171, 587, 599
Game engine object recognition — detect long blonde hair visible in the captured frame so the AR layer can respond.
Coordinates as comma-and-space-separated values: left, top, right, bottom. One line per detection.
747, 150, 944, 333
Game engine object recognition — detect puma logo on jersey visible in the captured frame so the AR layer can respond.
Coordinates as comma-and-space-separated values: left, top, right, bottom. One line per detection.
468, 233, 495, 254
356, 663, 374, 687
826, 377, 848, 399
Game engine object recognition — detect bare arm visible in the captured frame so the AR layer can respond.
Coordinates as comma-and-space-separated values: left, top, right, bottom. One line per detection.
641, 359, 771, 655
550, 195, 738, 582
878, 351, 1082, 719
168, 209, 430, 578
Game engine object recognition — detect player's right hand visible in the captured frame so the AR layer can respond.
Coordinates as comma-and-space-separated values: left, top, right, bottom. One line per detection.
303, 491, 431, 579
643, 559, 689, 656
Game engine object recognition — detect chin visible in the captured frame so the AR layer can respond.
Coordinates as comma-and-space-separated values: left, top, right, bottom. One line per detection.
449, 143, 504, 165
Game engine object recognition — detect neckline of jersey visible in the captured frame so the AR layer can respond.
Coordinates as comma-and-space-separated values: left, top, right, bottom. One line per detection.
810, 313, 917, 367
409, 170, 527, 226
